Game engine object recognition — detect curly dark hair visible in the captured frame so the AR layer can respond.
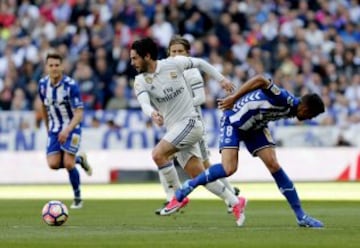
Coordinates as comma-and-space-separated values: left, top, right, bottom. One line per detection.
131, 37, 158, 60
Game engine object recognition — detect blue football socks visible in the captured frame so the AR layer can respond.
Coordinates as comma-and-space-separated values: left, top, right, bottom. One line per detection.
75, 155, 83, 165
272, 168, 305, 220
188, 163, 227, 188
68, 167, 81, 199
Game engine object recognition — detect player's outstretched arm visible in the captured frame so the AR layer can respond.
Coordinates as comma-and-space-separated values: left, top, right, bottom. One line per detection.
217, 75, 272, 110
187, 69, 205, 107
174, 56, 235, 94
192, 85, 206, 107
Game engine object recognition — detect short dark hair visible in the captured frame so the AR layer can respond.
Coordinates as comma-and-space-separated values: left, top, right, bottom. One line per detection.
301, 93, 325, 116
131, 37, 158, 60
46, 52, 63, 62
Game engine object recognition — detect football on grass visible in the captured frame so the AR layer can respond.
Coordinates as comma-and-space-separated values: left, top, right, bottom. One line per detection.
42, 200, 69, 226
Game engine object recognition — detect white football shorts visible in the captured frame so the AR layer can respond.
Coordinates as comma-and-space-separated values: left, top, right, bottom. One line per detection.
163, 117, 203, 167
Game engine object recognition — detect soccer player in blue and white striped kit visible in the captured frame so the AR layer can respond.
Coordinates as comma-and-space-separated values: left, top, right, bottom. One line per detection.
168, 75, 325, 228
38, 53, 92, 209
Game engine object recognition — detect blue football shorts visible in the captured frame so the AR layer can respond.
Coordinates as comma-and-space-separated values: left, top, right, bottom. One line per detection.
219, 116, 275, 156
47, 129, 82, 155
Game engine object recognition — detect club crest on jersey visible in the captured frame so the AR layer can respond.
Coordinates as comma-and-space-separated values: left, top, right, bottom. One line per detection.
145, 77, 153, 84
70, 134, 80, 147
170, 71, 177, 79
270, 84, 281, 95
134, 82, 141, 91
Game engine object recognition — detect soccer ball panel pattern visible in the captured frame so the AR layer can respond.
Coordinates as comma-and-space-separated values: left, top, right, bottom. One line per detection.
42, 201, 69, 226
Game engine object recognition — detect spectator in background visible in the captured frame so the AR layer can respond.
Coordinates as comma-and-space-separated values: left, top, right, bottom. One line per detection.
349, 0, 360, 24
214, 12, 232, 54
114, 46, 137, 79
69, 0, 90, 24
11, 88, 29, 110
151, 12, 174, 51
105, 76, 128, 110
72, 62, 99, 110
231, 34, 250, 64
53, 0, 71, 23
112, 20, 132, 48
0, 1, 16, 28
17, 61, 36, 88
261, 11, 279, 43
131, 15, 151, 40
342, 48, 360, 80
0, 76, 14, 110
93, 48, 114, 107
18, 0, 40, 33
345, 74, 360, 112
305, 21, 324, 49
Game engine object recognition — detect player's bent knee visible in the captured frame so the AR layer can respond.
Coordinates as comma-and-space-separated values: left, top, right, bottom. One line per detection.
152, 147, 175, 165
223, 163, 237, 176
48, 163, 61, 170
185, 163, 205, 178
64, 164, 75, 170
266, 161, 281, 173
152, 150, 166, 166
151, 150, 160, 163
226, 166, 237, 176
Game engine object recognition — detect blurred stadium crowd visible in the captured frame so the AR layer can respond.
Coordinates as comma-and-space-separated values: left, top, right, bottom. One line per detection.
0, 0, 359, 128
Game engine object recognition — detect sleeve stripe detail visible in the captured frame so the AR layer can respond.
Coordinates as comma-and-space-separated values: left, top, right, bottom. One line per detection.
192, 85, 204, 90
191, 82, 203, 87
188, 58, 194, 69
136, 90, 147, 97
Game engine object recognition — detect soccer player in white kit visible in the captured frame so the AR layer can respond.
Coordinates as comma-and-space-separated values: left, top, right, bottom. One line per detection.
153, 36, 240, 214
130, 38, 247, 226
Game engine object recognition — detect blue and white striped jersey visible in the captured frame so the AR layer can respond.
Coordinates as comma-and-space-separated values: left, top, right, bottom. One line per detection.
38, 75, 83, 133
224, 84, 300, 131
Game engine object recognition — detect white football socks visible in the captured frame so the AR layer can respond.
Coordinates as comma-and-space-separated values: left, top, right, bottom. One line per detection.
205, 180, 239, 206
220, 178, 236, 194
158, 163, 181, 201
158, 172, 174, 202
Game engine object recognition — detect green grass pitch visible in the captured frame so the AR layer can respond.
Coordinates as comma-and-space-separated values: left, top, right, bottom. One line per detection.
0, 183, 359, 248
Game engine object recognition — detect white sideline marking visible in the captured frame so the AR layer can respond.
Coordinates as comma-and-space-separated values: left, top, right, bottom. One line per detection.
0, 183, 359, 200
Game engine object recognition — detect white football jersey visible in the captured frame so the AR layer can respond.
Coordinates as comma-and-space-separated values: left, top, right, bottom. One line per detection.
183, 68, 210, 161
183, 68, 204, 116
134, 56, 198, 128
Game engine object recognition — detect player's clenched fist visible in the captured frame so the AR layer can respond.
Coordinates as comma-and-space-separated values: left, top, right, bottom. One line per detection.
220, 78, 235, 95
151, 111, 164, 126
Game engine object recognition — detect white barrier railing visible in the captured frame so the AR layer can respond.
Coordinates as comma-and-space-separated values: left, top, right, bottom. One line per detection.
2, 111, 360, 150
0, 148, 359, 184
